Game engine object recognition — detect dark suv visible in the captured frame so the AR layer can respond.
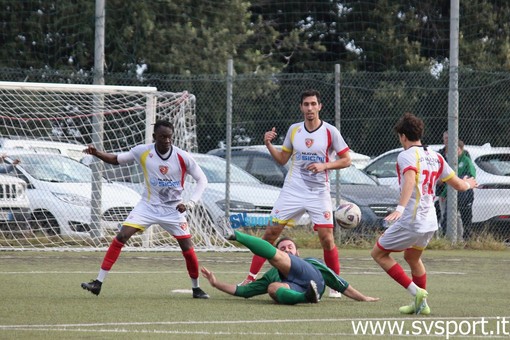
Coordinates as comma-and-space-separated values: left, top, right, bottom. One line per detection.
207, 145, 400, 233
207, 146, 287, 187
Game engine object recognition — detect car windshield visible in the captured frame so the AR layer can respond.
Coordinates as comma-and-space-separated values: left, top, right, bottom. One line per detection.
193, 155, 261, 184
475, 154, 510, 176
12, 153, 93, 183
330, 165, 379, 185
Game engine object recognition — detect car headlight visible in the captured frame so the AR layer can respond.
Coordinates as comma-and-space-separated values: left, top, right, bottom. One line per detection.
52, 192, 91, 207
216, 200, 255, 212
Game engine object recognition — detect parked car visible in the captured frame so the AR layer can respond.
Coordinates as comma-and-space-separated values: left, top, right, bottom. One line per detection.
0, 174, 31, 234
363, 143, 510, 240
207, 146, 288, 187
208, 145, 371, 174
207, 145, 372, 187
3, 150, 141, 237
0, 137, 86, 161
208, 146, 399, 232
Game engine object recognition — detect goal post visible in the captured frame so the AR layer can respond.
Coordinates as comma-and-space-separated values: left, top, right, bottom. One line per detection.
0, 81, 238, 251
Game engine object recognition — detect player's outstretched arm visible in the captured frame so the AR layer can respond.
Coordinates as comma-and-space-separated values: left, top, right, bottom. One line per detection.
83, 145, 119, 165
200, 267, 237, 296
343, 285, 380, 302
446, 175, 477, 192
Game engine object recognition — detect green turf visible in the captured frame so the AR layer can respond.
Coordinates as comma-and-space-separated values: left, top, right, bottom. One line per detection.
0, 248, 508, 339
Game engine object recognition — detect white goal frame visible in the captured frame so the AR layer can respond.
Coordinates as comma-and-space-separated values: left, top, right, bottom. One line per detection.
0, 81, 238, 252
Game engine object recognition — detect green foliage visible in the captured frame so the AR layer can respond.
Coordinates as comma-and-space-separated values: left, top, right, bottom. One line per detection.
2, 0, 510, 74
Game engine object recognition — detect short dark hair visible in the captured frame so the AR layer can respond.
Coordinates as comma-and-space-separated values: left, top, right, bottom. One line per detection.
275, 237, 297, 249
300, 89, 321, 104
394, 112, 424, 142
153, 120, 174, 133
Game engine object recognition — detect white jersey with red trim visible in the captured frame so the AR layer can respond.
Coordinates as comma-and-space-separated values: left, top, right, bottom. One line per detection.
118, 144, 207, 208
281, 120, 349, 194
396, 146, 455, 232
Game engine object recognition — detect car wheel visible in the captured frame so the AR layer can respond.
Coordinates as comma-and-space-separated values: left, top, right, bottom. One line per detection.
33, 212, 60, 236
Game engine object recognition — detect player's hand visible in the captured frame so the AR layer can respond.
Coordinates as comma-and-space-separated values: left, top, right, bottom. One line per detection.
384, 211, 402, 222
200, 267, 217, 286
264, 127, 277, 145
463, 176, 478, 190
83, 145, 98, 156
307, 162, 326, 173
176, 201, 195, 213
362, 296, 380, 302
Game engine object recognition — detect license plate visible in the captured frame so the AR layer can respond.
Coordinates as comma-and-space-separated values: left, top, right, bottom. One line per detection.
0, 211, 14, 221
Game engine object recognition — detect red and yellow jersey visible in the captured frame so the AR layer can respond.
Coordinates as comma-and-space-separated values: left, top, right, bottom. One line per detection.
118, 144, 207, 207
396, 146, 454, 232
282, 120, 349, 194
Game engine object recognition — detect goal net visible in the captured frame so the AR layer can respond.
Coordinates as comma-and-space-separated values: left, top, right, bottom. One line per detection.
0, 81, 238, 251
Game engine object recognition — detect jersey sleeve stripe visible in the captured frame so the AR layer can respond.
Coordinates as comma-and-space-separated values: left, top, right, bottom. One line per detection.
336, 146, 350, 156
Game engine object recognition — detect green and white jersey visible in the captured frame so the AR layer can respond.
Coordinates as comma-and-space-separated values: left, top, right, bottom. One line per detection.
234, 257, 349, 299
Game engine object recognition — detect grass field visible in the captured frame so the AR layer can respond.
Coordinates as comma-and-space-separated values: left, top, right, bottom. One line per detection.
1, 247, 509, 339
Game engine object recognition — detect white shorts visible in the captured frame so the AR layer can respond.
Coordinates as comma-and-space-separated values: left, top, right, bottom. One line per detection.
377, 224, 435, 252
123, 200, 191, 239
271, 189, 334, 229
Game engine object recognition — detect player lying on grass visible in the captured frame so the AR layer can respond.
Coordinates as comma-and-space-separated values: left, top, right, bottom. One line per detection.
201, 227, 380, 305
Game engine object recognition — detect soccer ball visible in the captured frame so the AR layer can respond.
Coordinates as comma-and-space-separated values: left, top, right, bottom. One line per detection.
335, 200, 361, 229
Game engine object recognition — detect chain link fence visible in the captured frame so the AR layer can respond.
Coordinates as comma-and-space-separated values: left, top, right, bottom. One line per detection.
1, 67, 509, 244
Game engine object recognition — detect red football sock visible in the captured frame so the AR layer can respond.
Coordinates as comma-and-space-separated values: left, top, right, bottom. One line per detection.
248, 255, 267, 277
387, 263, 412, 288
413, 273, 427, 290
101, 238, 124, 271
324, 246, 340, 274
182, 248, 199, 279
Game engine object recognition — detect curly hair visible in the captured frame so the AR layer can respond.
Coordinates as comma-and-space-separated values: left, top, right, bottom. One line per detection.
394, 112, 424, 142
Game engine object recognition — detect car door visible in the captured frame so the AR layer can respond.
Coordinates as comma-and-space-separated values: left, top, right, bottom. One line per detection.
230, 153, 286, 187
363, 151, 400, 188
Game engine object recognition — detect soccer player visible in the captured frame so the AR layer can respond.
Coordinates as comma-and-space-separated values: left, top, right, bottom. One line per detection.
370, 112, 477, 314
202, 228, 380, 304
80, 120, 210, 299
240, 89, 352, 299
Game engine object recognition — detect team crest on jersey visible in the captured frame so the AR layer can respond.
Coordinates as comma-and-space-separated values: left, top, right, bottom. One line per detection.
180, 222, 188, 231
305, 138, 314, 148
159, 166, 169, 175
323, 211, 331, 220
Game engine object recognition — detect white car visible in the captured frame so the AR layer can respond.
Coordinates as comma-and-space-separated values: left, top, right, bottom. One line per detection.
363, 144, 510, 238
0, 137, 86, 161
4, 150, 141, 237
0, 174, 31, 233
